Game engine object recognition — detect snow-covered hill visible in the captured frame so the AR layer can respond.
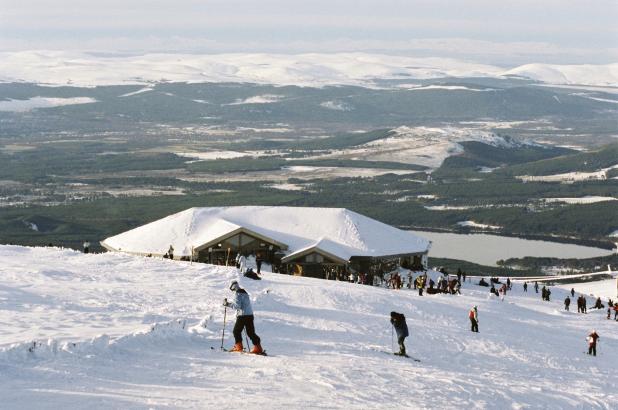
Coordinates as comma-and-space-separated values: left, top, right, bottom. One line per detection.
1, 51, 616, 88
0, 245, 616, 409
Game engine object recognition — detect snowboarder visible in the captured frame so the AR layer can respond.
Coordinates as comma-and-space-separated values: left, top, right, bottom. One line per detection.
469, 306, 479, 333
587, 330, 599, 356
390, 311, 409, 356
223, 280, 263, 354
564, 296, 571, 311
83, 241, 90, 254
523, 282, 528, 292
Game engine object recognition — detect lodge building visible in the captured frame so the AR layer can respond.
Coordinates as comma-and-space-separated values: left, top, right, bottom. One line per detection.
101, 206, 430, 279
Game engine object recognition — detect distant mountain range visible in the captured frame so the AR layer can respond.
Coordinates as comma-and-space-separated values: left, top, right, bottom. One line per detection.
1, 51, 617, 88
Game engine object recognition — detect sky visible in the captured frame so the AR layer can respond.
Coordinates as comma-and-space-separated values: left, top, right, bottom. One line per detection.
1, 0, 617, 65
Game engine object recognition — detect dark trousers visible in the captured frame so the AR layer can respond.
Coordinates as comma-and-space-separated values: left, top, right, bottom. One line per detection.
256, 260, 262, 274
588, 345, 596, 356
397, 336, 406, 355
470, 318, 478, 332
233, 315, 261, 345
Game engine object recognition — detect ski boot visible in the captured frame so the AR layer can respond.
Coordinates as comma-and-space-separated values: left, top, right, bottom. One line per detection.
250, 344, 264, 354
230, 342, 243, 352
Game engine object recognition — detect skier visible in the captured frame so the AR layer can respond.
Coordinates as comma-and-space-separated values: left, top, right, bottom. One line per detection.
523, 282, 528, 292
570, 288, 575, 297
506, 278, 511, 291
167, 245, 174, 260
587, 330, 599, 356
614, 304, 618, 320
255, 252, 263, 274
223, 280, 263, 354
582, 296, 587, 313
534, 281, 539, 293
469, 306, 479, 333
390, 311, 409, 356
83, 241, 90, 254
564, 296, 571, 311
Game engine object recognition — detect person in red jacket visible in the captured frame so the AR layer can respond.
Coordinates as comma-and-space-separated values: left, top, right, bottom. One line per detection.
469, 306, 479, 333
587, 330, 600, 356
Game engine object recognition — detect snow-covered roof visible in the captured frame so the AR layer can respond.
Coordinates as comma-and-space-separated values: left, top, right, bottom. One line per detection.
101, 206, 430, 261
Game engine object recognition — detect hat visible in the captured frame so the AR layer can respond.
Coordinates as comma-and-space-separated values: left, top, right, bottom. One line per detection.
229, 280, 239, 291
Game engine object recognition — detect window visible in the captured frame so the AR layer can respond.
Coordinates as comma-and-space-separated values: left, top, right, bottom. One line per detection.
305, 253, 324, 263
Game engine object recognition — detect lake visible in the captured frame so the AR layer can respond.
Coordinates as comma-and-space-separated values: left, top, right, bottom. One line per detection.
409, 230, 616, 266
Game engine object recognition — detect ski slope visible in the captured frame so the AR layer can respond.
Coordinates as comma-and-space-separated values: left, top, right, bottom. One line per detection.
0, 245, 616, 409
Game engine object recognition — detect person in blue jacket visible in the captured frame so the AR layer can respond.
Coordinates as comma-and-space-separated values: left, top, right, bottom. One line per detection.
224, 280, 263, 354
390, 311, 409, 356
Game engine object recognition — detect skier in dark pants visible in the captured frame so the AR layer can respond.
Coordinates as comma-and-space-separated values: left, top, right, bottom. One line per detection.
570, 288, 575, 297
564, 297, 570, 311
534, 281, 539, 293
587, 330, 599, 356
390, 311, 409, 356
523, 282, 528, 292
469, 306, 479, 332
255, 252, 263, 274
224, 280, 263, 354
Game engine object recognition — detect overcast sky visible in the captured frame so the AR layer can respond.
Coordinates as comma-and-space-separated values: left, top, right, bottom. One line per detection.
1, 0, 616, 65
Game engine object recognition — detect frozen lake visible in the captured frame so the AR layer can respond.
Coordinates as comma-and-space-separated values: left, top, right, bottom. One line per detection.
410, 230, 616, 266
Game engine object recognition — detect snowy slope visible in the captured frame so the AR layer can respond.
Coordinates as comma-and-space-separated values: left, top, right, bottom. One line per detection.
0, 245, 616, 409
1, 51, 616, 87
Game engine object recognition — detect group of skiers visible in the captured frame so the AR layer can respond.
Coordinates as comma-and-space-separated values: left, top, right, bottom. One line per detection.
220, 265, 611, 359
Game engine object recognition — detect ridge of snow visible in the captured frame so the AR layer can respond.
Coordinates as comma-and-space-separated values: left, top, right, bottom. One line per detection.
0, 96, 97, 112
1, 51, 616, 88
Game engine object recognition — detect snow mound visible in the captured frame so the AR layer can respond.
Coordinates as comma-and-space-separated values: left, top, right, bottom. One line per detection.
0, 318, 190, 363
0, 96, 97, 112
504, 63, 618, 87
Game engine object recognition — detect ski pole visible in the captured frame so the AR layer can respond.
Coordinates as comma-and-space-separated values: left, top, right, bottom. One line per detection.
220, 304, 227, 350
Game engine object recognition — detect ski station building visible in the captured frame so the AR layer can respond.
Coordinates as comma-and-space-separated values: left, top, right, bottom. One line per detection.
100, 206, 431, 279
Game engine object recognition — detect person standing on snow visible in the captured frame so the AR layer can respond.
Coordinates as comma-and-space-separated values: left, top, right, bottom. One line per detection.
238, 253, 247, 274
223, 280, 263, 354
390, 311, 409, 356
564, 296, 571, 311
534, 281, 539, 293
469, 306, 479, 333
571, 288, 575, 297
523, 282, 528, 292
587, 330, 600, 356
